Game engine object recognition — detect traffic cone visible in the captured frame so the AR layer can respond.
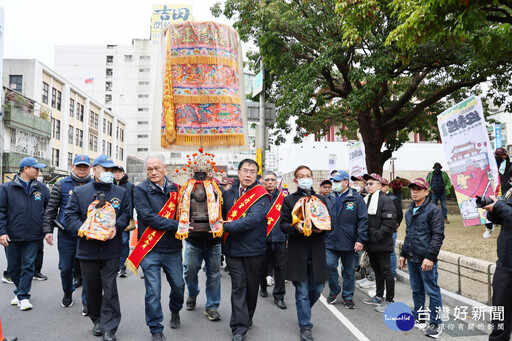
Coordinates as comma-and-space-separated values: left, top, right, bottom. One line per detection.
130, 222, 138, 248
0, 315, 18, 341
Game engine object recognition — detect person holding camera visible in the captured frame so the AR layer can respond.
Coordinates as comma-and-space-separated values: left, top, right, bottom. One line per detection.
483, 193, 512, 341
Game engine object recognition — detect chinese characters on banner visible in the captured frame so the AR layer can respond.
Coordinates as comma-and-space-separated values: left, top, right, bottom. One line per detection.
437, 96, 499, 226
348, 141, 368, 180
151, 4, 193, 45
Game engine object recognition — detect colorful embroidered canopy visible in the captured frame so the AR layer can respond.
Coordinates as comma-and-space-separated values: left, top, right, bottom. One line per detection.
161, 21, 245, 148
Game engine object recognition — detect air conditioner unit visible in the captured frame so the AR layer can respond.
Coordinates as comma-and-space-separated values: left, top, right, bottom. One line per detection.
35, 151, 46, 158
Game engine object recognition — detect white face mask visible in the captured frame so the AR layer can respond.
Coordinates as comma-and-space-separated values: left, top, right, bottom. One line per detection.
352, 186, 361, 193
99, 171, 114, 183
332, 182, 342, 193
297, 178, 313, 190
37, 175, 44, 183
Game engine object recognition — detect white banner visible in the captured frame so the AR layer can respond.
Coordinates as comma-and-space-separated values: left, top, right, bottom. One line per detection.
348, 141, 368, 179
437, 96, 499, 227
328, 154, 337, 174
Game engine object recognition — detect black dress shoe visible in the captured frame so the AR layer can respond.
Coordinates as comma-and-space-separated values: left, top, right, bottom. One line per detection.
274, 299, 287, 309
92, 324, 102, 336
300, 326, 313, 341
232, 335, 244, 341
101, 332, 117, 341
259, 291, 268, 297
170, 311, 181, 329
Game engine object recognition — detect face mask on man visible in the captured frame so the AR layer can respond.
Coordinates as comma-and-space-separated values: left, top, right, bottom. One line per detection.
332, 182, 342, 193
352, 186, 361, 193
298, 178, 313, 190
99, 171, 114, 183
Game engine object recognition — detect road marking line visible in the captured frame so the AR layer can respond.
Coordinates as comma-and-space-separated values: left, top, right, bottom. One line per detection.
319, 295, 370, 341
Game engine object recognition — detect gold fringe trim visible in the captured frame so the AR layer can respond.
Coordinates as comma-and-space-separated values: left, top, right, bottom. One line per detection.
125, 259, 138, 276
163, 33, 177, 145
212, 228, 223, 238
174, 95, 241, 105
175, 231, 189, 240
170, 56, 237, 68
174, 134, 244, 147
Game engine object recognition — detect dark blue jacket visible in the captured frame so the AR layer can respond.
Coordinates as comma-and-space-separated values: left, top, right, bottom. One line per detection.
65, 181, 130, 260
222, 180, 271, 257
267, 189, 287, 243
0, 175, 50, 242
134, 177, 182, 254
115, 174, 134, 220
325, 188, 369, 251
486, 200, 512, 271
365, 191, 397, 253
400, 197, 445, 263
43, 175, 93, 235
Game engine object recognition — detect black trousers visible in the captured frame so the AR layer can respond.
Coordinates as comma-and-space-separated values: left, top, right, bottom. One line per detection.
35, 239, 44, 273
226, 254, 265, 336
368, 251, 394, 302
80, 257, 121, 334
489, 262, 512, 341
259, 242, 287, 300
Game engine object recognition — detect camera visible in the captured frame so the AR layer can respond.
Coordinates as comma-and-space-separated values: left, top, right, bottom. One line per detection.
475, 195, 503, 208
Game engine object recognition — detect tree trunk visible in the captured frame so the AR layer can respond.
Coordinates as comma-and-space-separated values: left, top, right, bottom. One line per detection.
357, 114, 392, 175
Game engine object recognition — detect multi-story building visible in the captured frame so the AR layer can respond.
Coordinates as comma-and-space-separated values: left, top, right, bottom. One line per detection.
2, 59, 126, 179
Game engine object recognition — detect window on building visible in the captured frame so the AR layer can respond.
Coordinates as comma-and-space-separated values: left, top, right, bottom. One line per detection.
105, 94, 112, 103
106, 68, 113, 76
68, 125, 74, 144
139, 68, 150, 72
137, 148, 149, 152
9, 75, 23, 92
68, 152, 73, 168
51, 88, 57, 108
120, 147, 124, 161
56, 90, 62, 110
138, 108, 149, 112
42, 82, 49, 104
140, 55, 150, 60
51, 118, 61, 140
116, 126, 119, 139
69, 99, 75, 117
89, 111, 98, 129
106, 55, 114, 64
138, 81, 150, 85
52, 148, 60, 167
120, 128, 124, 142
171, 152, 181, 158
138, 121, 149, 125
77, 103, 84, 122
107, 142, 112, 157
124, 55, 133, 61
103, 118, 106, 133
75, 128, 83, 147
105, 81, 112, 91
89, 134, 96, 151
116, 146, 119, 159
138, 94, 149, 98
137, 134, 148, 138
108, 121, 113, 136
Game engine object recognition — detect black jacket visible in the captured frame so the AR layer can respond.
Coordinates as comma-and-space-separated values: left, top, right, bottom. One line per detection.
364, 191, 397, 253
386, 191, 403, 229
487, 200, 512, 271
114, 174, 134, 220
134, 177, 182, 254
266, 189, 287, 243
400, 197, 445, 263
0, 175, 50, 242
65, 181, 130, 260
280, 190, 328, 283
498, 157, 512, 194
222, 180, 271, 257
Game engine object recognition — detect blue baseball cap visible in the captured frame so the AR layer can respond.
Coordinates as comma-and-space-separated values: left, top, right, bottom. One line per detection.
20, 157, 47, 169
331, 170, 349, 181
73, 154, 91, 166
93, 155, 116, 168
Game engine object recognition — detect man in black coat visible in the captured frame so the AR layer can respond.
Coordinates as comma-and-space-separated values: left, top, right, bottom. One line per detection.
221, 159, 270, 341
65, 155, 130, 341
381, 178, 404, 279
281, 165, 329, 341
113, 166, 134, 278
361, 173, 397, 313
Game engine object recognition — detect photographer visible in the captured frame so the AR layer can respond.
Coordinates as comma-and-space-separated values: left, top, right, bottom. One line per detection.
483, 195, 512, 341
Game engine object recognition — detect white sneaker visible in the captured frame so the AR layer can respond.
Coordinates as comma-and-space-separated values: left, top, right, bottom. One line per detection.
356, 278, 368, 287
266, 276, 275, 287
367, 289, 386, 297
19, 299, 33, 310
483, 226, 495, 238
359, 280, 376, 289
11, 295, 19, 306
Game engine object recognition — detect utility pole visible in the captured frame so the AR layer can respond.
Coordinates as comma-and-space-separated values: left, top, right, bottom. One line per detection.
258, 57, 265, 174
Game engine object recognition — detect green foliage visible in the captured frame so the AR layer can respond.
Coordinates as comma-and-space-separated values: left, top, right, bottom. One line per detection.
213, 0, 512, 173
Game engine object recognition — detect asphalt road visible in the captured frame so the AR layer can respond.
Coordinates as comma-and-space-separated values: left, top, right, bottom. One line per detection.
0, 238, 491, 341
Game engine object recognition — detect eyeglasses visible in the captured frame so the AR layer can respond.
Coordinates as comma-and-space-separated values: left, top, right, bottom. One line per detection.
297, 175, 312, 180
240, 168, 257, 175
263, 178, 277, 182
365, 181, 380, 187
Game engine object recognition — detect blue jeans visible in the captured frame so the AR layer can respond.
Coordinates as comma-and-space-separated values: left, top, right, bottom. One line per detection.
326, 249, 357, 300
6, 240, 39, 300
184, 242, 221, 310
431, 192, 447, 218
390, 232, 397, 278
292, 261, 325, 328
140, 250, 185, 334
119, 231, 130, 270
58, 231, 86, 303
407, 261, 442, 324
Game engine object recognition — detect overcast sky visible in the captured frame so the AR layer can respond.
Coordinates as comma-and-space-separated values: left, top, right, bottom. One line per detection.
1, 0, 242, 68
